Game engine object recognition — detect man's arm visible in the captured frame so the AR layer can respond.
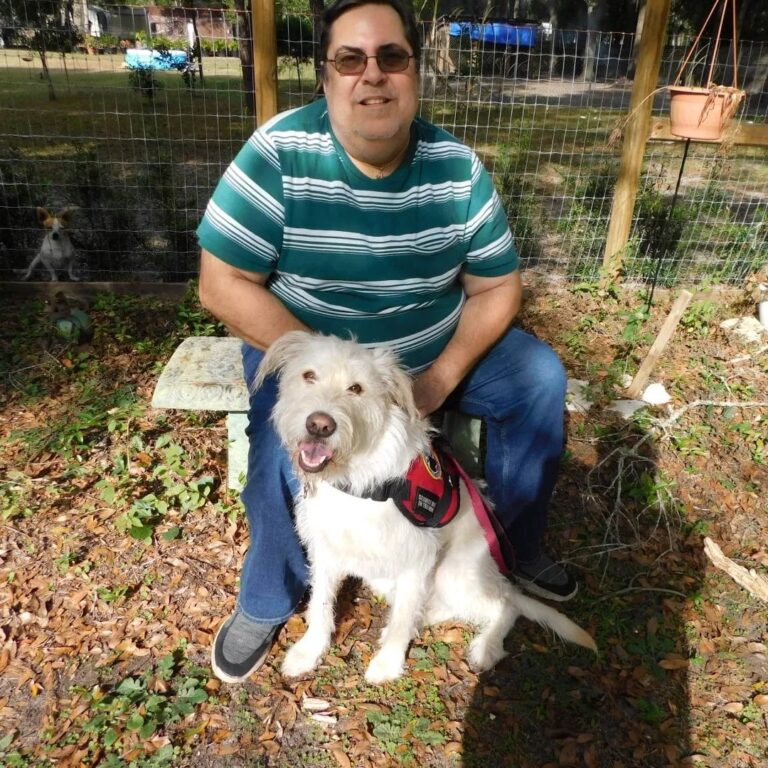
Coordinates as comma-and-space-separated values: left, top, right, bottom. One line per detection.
411, 269, 522, 416
198, 249, 309, 350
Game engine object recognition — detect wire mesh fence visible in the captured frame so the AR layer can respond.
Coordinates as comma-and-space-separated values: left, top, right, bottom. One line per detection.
0, 6, 766, 285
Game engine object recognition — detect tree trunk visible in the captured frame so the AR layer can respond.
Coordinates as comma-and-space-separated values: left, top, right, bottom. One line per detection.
628, 0, 647, 80
191, 10, 204, 84
745, 51, 768, 93
582, 0, 607, 82
546, 1, 559, 78
311, 0, 324, 93
722, 0, 751, 88
39, 50, 57, 101
234, 0, 255, 116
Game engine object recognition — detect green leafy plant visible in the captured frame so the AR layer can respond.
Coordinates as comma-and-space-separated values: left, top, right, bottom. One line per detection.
111, 436, 214, 541
48, 649, 207, 765
680, 300, 718, 336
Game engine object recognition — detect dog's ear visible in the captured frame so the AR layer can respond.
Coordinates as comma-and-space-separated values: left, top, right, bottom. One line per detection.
373, 348, 420, 422
58, 207, 76, 226
36, 207, 51, 225
251, 330, 313, 391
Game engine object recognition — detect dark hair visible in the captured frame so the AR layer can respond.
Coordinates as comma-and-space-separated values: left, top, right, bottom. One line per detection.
319, 0, 421, 72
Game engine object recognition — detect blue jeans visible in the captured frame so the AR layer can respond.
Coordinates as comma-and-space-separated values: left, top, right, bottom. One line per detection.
237, 327, 567, 623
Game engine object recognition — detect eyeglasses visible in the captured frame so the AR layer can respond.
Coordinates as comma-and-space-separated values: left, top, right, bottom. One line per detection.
324, 46, 414, 75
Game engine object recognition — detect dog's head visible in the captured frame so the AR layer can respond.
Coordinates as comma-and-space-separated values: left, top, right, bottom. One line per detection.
37, 207, 75, 241
254, 331, 422, 481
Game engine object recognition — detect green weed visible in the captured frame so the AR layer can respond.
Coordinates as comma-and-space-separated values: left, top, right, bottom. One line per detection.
45, 649, 208, 766
633, 697, 667, 725
670, 424, 712, 458
103, 434, 215, 541
0, 474, 33, 522
680, 300, 718, 336
366, 703, 446, 761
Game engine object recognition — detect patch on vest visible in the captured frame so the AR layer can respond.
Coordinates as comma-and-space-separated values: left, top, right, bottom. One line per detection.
392, 444, 461, 528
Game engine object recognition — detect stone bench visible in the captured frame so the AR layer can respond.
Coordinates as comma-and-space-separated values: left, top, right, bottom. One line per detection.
151, 336, 484, 492
151, 337, 251, 490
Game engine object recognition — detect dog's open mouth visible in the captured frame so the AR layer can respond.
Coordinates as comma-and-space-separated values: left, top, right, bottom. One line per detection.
297, 440, 334, 473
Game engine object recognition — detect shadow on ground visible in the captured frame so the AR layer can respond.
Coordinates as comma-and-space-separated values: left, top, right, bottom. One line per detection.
462, 409, 705, 767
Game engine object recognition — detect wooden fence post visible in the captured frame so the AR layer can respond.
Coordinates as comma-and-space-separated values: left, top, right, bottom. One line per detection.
602, 0, 671, 280
252, 0, 278, 126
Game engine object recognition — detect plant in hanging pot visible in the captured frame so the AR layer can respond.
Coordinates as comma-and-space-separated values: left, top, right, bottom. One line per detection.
667, 0, 746, 141
667, 84, 744, 141
608, 0, 745, 149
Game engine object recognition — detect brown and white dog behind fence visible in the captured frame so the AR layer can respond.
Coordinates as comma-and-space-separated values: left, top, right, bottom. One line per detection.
23, 207, 78, 281
256, 331, 596, 684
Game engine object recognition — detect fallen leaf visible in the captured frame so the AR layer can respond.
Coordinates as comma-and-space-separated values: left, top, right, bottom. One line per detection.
302, 696, 333, 712
328, 744, 352, 768
311, 713, 338, 725
658, 658, 689, 670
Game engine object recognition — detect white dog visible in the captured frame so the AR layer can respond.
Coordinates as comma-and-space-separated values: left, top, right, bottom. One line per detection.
23, 207, 78, 281
255, 332, 596, 684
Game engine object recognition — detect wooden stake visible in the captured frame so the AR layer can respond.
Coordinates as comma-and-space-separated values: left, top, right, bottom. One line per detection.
626, 289, 693, 399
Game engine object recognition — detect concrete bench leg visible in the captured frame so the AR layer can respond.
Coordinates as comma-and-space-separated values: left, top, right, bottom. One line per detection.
227, 412, 250, 492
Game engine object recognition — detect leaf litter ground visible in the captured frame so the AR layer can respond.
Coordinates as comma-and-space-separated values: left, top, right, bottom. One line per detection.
0, 282, 766, 768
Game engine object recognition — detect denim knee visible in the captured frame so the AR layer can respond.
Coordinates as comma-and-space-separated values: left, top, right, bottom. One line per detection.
525, 341, 567, 403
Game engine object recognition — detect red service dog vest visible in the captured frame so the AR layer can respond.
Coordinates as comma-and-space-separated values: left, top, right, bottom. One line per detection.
391, 444, 461, 528
364, 441, 515, 574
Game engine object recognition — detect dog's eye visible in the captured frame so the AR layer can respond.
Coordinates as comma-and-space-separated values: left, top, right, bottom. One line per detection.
347, 383, 363, 395
302, 370, 316, 383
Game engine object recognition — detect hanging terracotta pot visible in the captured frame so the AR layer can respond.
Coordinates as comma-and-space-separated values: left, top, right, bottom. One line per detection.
668, 84, 745, 141
667, 0, 745, 142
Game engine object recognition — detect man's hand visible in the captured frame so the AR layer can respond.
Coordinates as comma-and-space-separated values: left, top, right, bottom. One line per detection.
412, 366, 454, 417
411, 270, 522, 417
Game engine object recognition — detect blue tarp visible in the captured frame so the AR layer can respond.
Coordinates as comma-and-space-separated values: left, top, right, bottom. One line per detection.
448, 22, 537, 48
124, 49, 189, 71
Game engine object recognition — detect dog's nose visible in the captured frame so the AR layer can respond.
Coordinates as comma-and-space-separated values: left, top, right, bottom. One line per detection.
306, 411, 336, 438
52, 232, 60, 240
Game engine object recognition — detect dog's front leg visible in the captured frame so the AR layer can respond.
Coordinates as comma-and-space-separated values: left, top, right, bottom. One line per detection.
45, 261, 59, 281
365, 569, 427, 684
281, 562, 342, 678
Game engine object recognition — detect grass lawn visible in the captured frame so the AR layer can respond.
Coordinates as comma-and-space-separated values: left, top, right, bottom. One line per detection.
1, 48, 765, 284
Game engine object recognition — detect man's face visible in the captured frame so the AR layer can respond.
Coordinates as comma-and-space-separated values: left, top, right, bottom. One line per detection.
323, 4, 419, 157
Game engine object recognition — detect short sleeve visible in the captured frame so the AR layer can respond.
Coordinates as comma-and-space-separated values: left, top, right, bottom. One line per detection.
196, 130, 285, 272
463, 155, 518, 277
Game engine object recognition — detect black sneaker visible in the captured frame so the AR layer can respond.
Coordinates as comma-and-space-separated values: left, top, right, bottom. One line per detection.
513, 554, 578, 602
211, 609, 282, 683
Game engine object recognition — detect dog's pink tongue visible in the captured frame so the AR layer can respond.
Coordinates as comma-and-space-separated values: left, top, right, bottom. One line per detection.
299, 441, 333, 466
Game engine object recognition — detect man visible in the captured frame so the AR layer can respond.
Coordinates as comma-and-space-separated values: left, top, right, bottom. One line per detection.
197, 0, 576, 684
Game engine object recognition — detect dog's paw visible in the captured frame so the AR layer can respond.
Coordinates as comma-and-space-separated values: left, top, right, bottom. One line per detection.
281, 636, 326, 678
364, 647, 405, 684
467, 637, 506, 673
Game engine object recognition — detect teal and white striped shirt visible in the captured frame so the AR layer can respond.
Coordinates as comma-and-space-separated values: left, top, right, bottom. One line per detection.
197, 97, 518, 372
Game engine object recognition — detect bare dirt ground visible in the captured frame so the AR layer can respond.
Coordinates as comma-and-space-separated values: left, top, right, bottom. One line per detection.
1, 280, 767, 767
